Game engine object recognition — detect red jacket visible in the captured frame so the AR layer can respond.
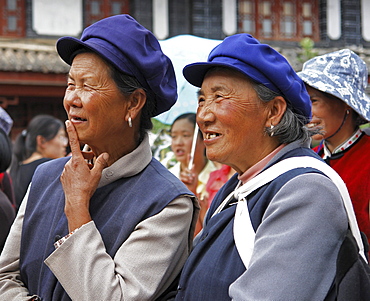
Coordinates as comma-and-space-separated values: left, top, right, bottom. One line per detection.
314, 132, 370, 243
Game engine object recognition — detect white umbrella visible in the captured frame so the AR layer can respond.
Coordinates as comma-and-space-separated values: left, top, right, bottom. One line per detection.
155, 34, 222, 125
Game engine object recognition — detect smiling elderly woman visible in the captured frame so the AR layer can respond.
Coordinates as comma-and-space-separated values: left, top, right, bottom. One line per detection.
173, 34, 358, 300
0, 15, 197, 301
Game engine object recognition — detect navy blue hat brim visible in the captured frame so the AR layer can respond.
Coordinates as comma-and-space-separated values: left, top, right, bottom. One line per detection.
184, 62, 249, 88
57, 37, 96, 66
183, 60, 280, 93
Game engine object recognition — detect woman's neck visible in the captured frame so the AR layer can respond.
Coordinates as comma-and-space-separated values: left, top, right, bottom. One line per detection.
325, 125, 358, 153
181, 155, 207, 174
193, 155, 207, 174
23, 152, 44, 164
89, 135, 141, 167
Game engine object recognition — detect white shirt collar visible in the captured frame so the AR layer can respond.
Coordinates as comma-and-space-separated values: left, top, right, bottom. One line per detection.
322, 128, 363, 158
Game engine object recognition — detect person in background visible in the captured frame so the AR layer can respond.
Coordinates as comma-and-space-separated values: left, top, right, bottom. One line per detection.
174, 33, 351, 300
0, 14, 196, 301
0, 171, 15, 211
169, 112, 216, 235
205, 164, 236, 206
0, 108, 15, 253
298, 49, 370, 244
0, 107, 15, 209
9, 114, 68, 210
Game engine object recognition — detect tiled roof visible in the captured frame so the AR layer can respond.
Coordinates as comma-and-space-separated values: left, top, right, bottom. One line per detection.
0, 39, 369, 94
0, 39, 69, 74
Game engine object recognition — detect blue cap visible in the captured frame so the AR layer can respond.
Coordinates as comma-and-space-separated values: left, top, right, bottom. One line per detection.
56, 14, 177, 117
183, 34, 311, 123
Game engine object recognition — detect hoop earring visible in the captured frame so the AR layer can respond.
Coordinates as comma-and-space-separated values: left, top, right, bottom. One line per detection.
128, 116, 132, 128
270, 125, 274, 137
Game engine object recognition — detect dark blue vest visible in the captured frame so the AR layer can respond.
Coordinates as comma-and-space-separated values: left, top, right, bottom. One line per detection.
19, 156, 192, 301
175, 148, 323, 300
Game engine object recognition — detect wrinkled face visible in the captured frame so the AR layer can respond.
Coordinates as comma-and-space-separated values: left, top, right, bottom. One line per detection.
197, 68, 270, 173
63, 52, 128, 150
305, 85, 349, 140
43, 127, 68, 159
170, 118, 194, 164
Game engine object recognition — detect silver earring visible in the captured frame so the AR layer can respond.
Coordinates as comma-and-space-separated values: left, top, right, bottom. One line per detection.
128, 117, 132, 128
270, 125, 274, 137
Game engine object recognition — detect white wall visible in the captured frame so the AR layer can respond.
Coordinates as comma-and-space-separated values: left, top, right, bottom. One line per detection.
153, 0, 169, 39
327, 0, 341, 40
361, 0, 370, 41
32, 0, 83, 36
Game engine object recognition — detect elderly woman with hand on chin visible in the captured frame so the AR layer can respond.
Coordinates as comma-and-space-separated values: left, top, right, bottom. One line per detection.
0, 15, 196, 301
173, 34, 354, 300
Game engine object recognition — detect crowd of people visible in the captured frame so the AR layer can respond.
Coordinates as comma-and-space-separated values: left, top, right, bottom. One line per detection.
0, 13, 368, 301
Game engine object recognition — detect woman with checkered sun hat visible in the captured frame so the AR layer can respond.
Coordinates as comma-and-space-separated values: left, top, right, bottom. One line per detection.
298, 49, 370, 245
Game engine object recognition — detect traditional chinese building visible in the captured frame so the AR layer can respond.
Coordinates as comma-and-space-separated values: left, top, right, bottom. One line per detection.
0, 0, 369, 138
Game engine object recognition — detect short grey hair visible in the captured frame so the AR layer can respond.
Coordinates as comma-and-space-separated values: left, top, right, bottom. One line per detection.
253, 83, 318, 144
110, 68, 155, 140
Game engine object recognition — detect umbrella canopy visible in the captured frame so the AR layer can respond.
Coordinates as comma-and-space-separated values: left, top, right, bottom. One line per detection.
155, 35, 222, 125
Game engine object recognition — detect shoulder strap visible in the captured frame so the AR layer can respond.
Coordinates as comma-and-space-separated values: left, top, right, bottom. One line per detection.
232, 156, 366, 268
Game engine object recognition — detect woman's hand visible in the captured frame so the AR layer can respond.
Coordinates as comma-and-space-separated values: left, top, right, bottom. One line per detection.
60, 120, 109, 232
179, 166, 198, 195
